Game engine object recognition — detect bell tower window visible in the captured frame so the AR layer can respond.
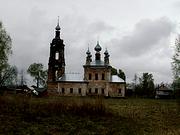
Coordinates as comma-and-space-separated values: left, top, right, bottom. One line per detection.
55, 70, 58, 79
55, 52, 59, 60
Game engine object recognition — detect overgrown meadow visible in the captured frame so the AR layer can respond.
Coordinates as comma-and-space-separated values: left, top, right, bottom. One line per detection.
0, 95, 179, 135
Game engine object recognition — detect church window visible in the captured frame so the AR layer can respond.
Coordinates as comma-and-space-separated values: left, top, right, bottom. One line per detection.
78, 88, 81, 94
118, 89, 121, 94
102, 73, 105, 80
70, 88, 73, 93
95, 88, 98, 94
95, 73, 98, 80
89, 88, 91, 93
89, 73, 92, 80
55, 52, 59, 60
101, 88, 104, 94
62, 88, 65, 94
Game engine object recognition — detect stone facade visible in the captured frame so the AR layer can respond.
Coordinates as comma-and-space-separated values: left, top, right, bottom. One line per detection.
109, 83, 125, 97
57, 82, 88, 96
47, 21, 126, 97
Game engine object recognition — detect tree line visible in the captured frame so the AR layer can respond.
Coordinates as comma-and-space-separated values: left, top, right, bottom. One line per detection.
112, 67, 155, 98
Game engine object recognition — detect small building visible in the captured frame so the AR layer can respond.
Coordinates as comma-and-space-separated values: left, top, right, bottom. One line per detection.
47, 20, 126, 97
0, 85, 32, 95
155, 84, 173, 99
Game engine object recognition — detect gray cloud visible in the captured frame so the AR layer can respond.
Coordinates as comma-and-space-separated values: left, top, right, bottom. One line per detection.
110, 17, 174, 57
105, 17, 175, 83
9, 7, 50, 69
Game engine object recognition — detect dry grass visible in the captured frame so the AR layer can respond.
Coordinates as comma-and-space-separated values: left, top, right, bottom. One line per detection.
0, 95, 179, 135
106, 98, 180, 135
0, 95, 110, 118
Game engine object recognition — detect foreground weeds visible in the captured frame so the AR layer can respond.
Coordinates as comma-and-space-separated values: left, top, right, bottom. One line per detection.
0, 96, 179, 135
107, 98, 180, 135
0, 95, 110, 118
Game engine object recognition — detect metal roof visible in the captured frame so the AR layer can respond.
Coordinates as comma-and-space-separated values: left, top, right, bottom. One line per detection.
58, 73, 124, 83
111, 75, 125, 83
87, 60, 110, 67
58, 73, 84, 82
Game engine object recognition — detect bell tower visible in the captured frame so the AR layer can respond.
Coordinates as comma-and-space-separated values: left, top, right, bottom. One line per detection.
48, 18, 65, 82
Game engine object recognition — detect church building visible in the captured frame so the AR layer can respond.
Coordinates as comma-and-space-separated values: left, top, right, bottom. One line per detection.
47, 21, 126, 97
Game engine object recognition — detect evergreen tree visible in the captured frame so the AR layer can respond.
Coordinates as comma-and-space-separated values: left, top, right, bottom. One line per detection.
136, 73, 155, 97
139, 73, 154, 97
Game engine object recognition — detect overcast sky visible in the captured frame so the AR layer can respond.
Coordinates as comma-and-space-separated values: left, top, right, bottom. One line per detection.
0, 0, 180, 84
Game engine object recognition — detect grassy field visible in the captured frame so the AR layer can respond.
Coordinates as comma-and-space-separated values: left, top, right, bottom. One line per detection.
0, 95, 179, 135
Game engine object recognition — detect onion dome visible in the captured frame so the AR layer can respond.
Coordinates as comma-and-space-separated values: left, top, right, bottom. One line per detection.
94, 41, 102, 52
104, 49, 109, 55
86, 48, 91, 55
56, 24, 60, 31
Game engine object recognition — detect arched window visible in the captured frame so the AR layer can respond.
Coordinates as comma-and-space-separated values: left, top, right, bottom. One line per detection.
119, 89, 121, 94
89, 73, 92, 80
55, 52, 59, 60
89, 88, 91, 93
62, 88, 65, 94
70, 88, 73, 93
55, 70, 58, 79
78, 88, 81, 94
101, 88, 104, 94
102, 73, 105, 80
95, 88, 98, 94
95, 73, 98, 80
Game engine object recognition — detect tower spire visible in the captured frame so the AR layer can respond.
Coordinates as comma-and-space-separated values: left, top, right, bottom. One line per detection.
86, 45, 92, 65
55, 16, 60, 38
55, 16, 60, 31
104, 48, 110, 65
